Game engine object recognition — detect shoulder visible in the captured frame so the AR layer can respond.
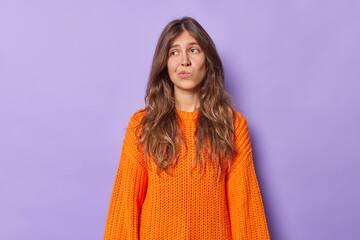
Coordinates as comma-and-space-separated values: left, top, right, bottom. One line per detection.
232, 110, 248, 131
224, 106, 246, 127
127, 107, 147, 128
131, 107, 147, 121
232, 111, 252, 154
232, 111, 251, 148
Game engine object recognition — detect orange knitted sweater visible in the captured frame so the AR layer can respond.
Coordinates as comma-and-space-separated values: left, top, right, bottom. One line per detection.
103, 108, 270, 240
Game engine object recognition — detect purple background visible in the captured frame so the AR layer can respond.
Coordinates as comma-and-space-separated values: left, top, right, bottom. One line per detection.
1, 1, 359, 239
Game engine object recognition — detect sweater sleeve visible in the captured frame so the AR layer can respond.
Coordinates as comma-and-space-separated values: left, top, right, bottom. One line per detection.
226, 113, 270, 240
103, 112, 148, 240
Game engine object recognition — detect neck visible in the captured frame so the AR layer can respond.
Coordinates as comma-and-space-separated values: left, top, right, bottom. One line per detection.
174, 88, 200, 112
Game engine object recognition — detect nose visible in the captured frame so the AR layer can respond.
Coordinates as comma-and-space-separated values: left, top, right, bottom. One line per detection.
181, 52, 191, 66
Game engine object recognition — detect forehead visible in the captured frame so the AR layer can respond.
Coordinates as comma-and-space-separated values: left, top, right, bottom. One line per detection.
170, 31, 199, 47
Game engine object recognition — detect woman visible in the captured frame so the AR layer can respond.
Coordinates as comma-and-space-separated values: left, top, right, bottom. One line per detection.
103, 16, 270, 240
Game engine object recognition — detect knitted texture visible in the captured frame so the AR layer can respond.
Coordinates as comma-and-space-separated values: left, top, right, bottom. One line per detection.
103, 108, 270, 240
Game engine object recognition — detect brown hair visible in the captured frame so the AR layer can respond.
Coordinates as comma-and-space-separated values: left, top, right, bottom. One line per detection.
134, 16, 240, 183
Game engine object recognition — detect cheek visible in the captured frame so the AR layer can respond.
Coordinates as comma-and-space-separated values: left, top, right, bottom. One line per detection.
194, 57, 206, 73
167, 60, 178, 73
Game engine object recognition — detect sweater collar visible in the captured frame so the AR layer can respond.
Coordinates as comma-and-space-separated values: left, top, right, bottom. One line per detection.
175, 109, 199, 121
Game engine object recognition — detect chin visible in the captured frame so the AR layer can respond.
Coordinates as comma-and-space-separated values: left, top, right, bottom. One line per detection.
175, 84, 201, 92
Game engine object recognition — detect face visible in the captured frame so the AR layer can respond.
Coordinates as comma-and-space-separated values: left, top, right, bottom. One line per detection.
167, 30, 206, 95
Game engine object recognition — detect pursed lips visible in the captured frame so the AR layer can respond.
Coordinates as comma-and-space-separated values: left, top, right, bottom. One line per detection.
179, 71, 191, 78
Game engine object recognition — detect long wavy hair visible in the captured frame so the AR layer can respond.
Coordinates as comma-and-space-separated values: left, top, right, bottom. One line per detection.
134, 16, 240, 183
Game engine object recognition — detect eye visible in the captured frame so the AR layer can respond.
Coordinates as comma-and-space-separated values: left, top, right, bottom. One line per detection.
191, 48, 200, 53
170, 50, 179, 56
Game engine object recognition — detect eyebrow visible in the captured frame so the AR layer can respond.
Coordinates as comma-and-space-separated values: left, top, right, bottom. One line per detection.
170, 42, 199, 49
